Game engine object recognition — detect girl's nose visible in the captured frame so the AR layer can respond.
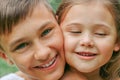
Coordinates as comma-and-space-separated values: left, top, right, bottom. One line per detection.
80, 34, 94, 47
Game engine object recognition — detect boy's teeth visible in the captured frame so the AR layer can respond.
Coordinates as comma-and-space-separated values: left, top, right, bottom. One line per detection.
36, 57, 56, 68
42, 58, 55, 68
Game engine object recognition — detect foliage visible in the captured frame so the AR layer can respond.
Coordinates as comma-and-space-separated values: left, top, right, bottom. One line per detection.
49, 0, 62, 12
0, 58, 18, 77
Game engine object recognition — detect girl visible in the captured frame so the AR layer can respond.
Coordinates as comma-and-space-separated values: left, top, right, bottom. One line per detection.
57, 0, 120, 80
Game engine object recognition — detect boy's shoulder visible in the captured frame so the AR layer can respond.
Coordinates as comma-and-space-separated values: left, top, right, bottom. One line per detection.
60, 70, 88, 80
116, 78, 120, 80
0, 73, 24, 80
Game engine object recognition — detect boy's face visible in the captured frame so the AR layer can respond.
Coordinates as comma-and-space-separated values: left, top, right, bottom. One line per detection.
1, 4, 65, 80
60, 3, 119, 73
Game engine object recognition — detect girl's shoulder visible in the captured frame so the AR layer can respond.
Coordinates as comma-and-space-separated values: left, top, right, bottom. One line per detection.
0, 73, 24, 80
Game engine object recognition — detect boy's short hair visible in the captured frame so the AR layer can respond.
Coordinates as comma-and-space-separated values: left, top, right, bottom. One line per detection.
0, 0, 54, 51
0, 0, 54, 35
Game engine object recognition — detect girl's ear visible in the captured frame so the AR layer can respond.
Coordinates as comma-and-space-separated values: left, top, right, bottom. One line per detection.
56, 15, 58, 20
114, 43, 120, 52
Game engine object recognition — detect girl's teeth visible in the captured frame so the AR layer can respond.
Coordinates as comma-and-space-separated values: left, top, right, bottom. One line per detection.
79, 53, 96, 56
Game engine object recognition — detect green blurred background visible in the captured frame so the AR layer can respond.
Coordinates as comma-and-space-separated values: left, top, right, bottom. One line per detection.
0, 0, 61, 77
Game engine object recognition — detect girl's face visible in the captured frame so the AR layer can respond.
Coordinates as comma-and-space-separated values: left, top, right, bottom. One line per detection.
60, 3, 119, 73
1, 4, 65, 80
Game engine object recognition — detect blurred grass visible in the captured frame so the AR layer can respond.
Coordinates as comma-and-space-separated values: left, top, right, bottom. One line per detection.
49, 0, 62, 12
0, 58, 18, 77
0, 0, 61, 77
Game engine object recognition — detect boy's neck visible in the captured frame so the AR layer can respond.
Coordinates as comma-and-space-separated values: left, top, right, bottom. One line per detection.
16, 71, 33, 80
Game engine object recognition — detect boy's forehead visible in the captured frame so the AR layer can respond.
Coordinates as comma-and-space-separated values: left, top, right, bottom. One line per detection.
32, 4, 51, 16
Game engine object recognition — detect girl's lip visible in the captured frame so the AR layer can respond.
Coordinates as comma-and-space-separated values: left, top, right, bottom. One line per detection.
78, 52, 97, 56
33, 54, 58, 70
76, 52, 97, 60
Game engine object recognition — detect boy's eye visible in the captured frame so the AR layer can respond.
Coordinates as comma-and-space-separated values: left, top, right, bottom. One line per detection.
41, 28, 52, 37
14, 42, 29, 51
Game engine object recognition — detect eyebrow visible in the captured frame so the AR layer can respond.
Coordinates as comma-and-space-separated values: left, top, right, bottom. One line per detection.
9, 20, 52, 49
65, 22, 112, 29
65, 23, 83, 28
37, 20, 52, 34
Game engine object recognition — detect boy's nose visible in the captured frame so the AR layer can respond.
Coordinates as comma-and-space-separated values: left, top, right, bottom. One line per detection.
34, 44, 51, 61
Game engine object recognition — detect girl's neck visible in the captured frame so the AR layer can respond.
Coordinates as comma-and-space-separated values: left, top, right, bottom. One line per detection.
70, 67, 103, 80
84, 69, 103, 80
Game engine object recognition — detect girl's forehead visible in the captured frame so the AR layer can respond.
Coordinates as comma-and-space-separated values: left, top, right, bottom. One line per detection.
60, 0, 114, 21
63, 0, 113, 13
63, 2, 114, 21
61, 1, 116, 33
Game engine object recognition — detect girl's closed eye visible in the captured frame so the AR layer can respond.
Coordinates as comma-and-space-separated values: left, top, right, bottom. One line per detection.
94, 30, 108, 37
68, 29, 82, 36
70, 30, 81, 33
95, 32, 107, 36
69, 27, 82, 34
66, 24, 82, 34
93, 26, 110, 37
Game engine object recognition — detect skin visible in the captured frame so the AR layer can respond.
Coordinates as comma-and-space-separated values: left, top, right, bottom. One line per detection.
0, 3, 65, 80
60, 2, 119, 80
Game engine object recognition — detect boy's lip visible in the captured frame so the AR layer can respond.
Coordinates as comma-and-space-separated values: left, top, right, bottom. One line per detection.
33, 54, 58, 70
76, 51, 98, 60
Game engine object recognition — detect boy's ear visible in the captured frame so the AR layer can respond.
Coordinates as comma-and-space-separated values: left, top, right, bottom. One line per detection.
0, 50, 7, 59
0, 51, 14, 65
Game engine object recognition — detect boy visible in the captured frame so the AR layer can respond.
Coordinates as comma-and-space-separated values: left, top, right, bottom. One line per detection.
0, 0, 65, 80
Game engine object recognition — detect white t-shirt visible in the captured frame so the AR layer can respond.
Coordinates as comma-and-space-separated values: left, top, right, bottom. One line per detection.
0, 73, 24, 80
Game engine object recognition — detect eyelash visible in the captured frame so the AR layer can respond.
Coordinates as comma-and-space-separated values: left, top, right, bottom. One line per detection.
95, 33, 107, 36
71, 31, 81, 33
70, 31, 107, 37
14, 42, 30, 52
70, 30, 81, 33
41, 28, 52, 37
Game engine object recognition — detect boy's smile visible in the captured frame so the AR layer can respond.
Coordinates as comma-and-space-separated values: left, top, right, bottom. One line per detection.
33, 54, 58, 70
